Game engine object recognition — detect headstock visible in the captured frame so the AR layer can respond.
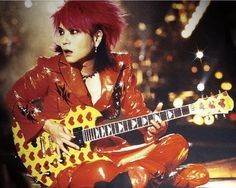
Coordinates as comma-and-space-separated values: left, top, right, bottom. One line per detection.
190, 91, 234, 117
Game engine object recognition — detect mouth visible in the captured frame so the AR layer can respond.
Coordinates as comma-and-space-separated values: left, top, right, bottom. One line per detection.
63, 49, 73, 56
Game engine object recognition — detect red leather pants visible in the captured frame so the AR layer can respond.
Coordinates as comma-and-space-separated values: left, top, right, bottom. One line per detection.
51, 134, 208, 188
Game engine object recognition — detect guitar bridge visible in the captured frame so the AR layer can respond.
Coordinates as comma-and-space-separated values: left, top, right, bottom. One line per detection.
73, 127, 85, 148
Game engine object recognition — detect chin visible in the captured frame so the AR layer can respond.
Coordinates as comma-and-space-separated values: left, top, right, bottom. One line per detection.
65, 57, 78, 64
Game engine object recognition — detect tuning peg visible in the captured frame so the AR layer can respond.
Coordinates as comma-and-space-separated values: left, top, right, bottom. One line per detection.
218, 90, 221, 94
214, 115, 218, 119
223, 114, 226, 118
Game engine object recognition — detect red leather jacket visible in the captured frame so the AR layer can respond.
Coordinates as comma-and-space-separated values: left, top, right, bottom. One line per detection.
6, 52, 166, 145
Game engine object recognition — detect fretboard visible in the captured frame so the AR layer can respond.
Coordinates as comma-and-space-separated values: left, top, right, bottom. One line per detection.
82, 104, 192, 142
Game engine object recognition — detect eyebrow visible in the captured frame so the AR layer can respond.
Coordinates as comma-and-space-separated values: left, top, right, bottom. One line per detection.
58, 26, 64, 30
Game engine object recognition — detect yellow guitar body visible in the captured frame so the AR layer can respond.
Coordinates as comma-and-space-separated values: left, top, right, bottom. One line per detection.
12, 105, 110, 186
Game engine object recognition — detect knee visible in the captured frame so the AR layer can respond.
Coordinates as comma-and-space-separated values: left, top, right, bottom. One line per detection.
160, 134, 189, 165
127, 165, 150, 188
164, 133, 189, 151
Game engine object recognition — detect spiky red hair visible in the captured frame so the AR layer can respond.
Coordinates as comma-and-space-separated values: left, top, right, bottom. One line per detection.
52, 0, 127, 50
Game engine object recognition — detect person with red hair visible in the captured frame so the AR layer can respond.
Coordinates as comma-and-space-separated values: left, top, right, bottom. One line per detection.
5, 1, 209, 188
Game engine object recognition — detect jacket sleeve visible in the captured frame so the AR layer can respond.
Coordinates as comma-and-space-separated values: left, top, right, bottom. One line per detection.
120, 54, 167, 142
5, 57, 49, 143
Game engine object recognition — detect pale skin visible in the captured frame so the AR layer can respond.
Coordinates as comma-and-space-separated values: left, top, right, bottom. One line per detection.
43, 24, 167, 156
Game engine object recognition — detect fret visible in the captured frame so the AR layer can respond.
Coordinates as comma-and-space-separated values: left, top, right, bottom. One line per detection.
131, 118, 138, 129
83, 129, 87, 142
85, 129, 90, 140
87, 129, 92, 141
127, 119, 132, 130
90, 128, 94, 140
153, 113, 161, 122
98, 126, 103, 138
160, 111, 167, 121
141, 115, 148, 127
123, 120, 130, 132
100, 126, 106, 137
85, 129, 90, 142
137, 117, 143, 128
106, 124, 113, 136
174, 108, 182, 118
114, 123, 119, 134
89, 128, 94, 141
118, 122, 125, 133
148, 114, 154, 124
123, 120, 128, 131
95, 127, 101, 139
182, 105, 190, 115
82, 130, 86, 142
111, 123, 116, 135
92, 128, 96, 140
166, 109, 175, 120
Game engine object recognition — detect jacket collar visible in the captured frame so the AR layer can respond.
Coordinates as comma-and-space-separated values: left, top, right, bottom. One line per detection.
57, 54, 123, 110
58, 54, 92, 106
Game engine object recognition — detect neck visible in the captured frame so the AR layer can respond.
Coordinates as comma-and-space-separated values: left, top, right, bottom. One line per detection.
75, 49, 96, 76
81, 59, 96, 76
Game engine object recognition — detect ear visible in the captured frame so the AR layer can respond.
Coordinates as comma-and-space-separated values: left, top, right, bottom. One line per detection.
93, 30, 103, 48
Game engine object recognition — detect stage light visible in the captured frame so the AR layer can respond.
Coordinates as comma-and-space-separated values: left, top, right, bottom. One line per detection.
181, 0, 211, 38
149, 74, 159, 83
191, 66, 198, 73
214, 71, 223, 79
193, 115, 204, 125
196, 50, 204, 59
165, 14, 176, 23
173, 98, 183, 108
203, 64, 210, 72
221, 82, 232, 91
24, 0, 32, 8
197, 83, 205, 91
138, 22, 146, 31
155, 28, 163, 36
180, 13, 188, 24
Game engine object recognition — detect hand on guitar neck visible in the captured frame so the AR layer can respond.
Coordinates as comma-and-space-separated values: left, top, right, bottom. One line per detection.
146, 102, 168, 142
43, 120, 80, 156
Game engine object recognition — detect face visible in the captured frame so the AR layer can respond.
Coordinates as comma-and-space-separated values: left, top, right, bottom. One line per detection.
57, 24, 94, 63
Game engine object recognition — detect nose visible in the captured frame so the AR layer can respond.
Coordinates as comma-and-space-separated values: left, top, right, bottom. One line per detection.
61, 33, 71, 45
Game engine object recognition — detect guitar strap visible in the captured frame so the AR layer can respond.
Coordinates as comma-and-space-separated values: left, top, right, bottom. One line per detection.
100, 63, 126, 120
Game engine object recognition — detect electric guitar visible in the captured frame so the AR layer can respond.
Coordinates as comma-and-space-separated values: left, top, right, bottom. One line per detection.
12, 91, 234, 186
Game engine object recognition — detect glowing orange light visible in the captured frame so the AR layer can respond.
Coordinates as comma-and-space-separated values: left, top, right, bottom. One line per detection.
134, 39, 142, 48
203, 64, 210, 72
191, 66, 198, 73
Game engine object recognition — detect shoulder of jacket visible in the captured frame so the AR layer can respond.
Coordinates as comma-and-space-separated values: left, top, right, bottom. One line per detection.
36, 54, 60, 67
111, 51, 132, 68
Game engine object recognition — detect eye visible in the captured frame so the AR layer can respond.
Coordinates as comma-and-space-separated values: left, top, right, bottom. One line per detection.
70, 28, 79, 35
58, 28, 64, 36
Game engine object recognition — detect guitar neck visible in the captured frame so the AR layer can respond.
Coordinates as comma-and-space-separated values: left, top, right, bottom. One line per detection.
82, 104, 193, 142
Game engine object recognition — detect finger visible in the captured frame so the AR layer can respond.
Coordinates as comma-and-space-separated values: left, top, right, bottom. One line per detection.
59, 143, 71, 156
147, 126, 158, 134
160, 121, 167, 127
63, 126, 75, 138
62, 138, 80, 150
60, 131, 73, 141
56, 145, 61, 158
154, 102, 163, 112
150, 120, 161, 129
